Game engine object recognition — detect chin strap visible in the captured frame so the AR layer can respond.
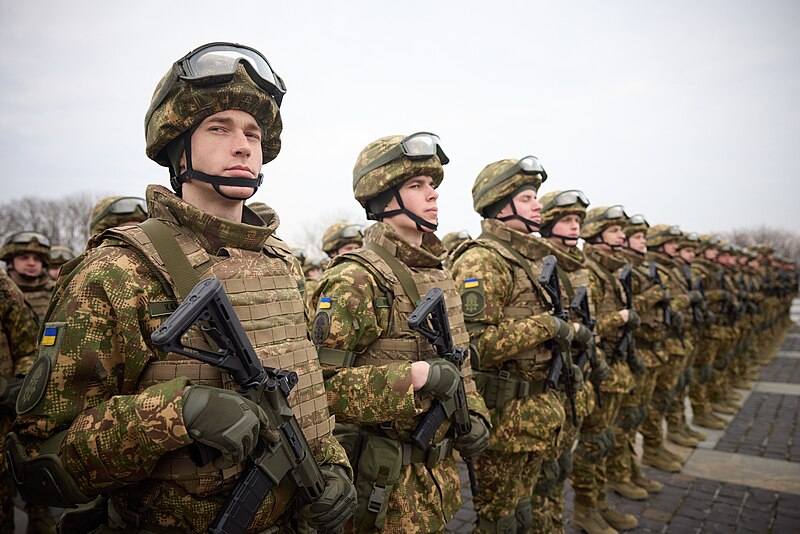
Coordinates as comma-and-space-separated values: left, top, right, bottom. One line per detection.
623, 240, 645, 256
496, 199, 540, 233
588, 235, 622, 251
172, 132, 262, 201
373, 186, 438, 232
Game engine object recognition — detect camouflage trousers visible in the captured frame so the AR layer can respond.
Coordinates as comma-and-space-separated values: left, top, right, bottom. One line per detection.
607, 367, 660, 483
0, 416, 13, 534
689, 336, 723, 417
641, 354, 685, 452
473, 450, 542, 533
570, 391, 623, 508
667, 343, 698, 429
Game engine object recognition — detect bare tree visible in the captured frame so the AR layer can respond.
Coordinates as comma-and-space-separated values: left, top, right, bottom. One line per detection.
0, 192, 100, 253
720, 225, 800, 264
283, 208, 367, 262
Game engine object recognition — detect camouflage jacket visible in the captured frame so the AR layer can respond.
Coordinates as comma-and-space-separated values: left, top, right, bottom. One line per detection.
646, 251, 694, 356
7, 270, 54, 322
0, 269, 38, 377
13, 185, 349, 533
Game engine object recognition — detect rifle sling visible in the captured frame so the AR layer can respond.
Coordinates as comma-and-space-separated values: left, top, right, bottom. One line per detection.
364, 242, 422, 304
139, 218, 201, 300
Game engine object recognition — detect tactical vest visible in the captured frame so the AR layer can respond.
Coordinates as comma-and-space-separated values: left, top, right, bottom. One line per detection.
10, 273, 54, 322
102, 219, 333, 496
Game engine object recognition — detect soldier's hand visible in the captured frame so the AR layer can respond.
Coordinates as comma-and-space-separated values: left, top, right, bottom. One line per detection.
571, 363, 585, 391
672, 310, 685, 330
550, 316, 574, 352
0, 375, 22, 412
453, 414, 490, 458
590, 356, 611, 384
625, 309, 641, 329
301, 465, 356, 531
420, 359, 462, 402
705, 310, 717, 325
182, 385, 265, 467
689, 289, 704, 305
572, 323, 594, 352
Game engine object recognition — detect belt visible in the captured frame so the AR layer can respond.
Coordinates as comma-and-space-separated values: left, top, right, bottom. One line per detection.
474, 369, 548, 409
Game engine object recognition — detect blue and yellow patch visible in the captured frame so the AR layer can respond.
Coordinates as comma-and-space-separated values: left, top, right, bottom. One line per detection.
318, 297, 332, 310
41, 326, 58, 346
464, 278, 480, 289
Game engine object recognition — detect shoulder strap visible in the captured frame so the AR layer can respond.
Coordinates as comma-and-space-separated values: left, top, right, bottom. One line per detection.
139, 218, 200, 300
478, 233, 550, 306
363, 241, 421, 304
586, 255, 623, 303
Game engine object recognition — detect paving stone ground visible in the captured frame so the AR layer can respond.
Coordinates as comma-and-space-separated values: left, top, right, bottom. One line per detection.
447, 315, 800, 534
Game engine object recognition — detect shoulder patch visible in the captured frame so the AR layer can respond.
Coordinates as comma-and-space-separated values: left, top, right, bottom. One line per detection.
318, 296, 332, 310
464, 277, 481, 289
461, 286, 486, 318
16, 355, 50, 415
312, 311, 331, 345
148, 300, 178, 318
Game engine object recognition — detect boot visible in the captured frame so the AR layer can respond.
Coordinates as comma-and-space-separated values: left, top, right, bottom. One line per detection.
733, 378, 753, 389
633, 472, 663, 493
720, 398, 742, 411
599, 504, 638, 531
681, 422, 707, 441
642, 450, 681, 473
660, 445, 685, 464
667, 427, 700, 447
726, 389, 743, 401
693, 412, 726, 430
608, 480, 648, 501
571, 503, 618, 534
712, 402, 737, 415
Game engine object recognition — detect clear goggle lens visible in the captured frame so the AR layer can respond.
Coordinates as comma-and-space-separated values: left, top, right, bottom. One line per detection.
627, 214, 649, 226
9, 231, 51, 247
338, 225, 363, 239
552, 189, 589, 208
109, 197, 148, 216
685, 232, 700, 242
50, 248, 74, 262
517, 155, 546, 175
456, 230, 471, 239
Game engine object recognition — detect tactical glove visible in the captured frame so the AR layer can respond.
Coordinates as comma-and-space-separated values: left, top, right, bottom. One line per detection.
625, 309, 641, 329
550, 316, 574, 352
301, 464, 357, 531
0, 375, 22, 412
628, 351, 647, 376
420, 359, 462, 402
571, 363, 585, 391
672, 310, 685, 330
182, 385, 266, 468
590, 356, 611, 384
453, 414, 490, 458
572, 324, 594, 352
689, 289, 704, 305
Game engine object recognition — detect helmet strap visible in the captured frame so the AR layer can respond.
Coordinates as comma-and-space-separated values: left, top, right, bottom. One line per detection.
588, 234, 622, 251
496, 198, 540, 233
373, 186, 438, 232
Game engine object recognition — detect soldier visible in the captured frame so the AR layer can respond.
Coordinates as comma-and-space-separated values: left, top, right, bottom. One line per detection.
0, 270, 43, 533
47, 245, 76, 281
572, 205, 638, 533
10, 42, 355, 532
88, 196, 148, 237
535, 189, 605, 533
1, 231, 55, 321
450, 157, 572, 533
322, 221, 364, 259
309, 133, 489, 533
606, 213, 671, 502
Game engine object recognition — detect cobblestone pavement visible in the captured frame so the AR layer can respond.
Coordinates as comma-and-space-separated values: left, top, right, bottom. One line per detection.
447, 316, 800, 533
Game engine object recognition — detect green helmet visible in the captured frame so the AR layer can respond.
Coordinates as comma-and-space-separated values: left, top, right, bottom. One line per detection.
441, 230, 471, 252
322, 221, 363, 256
1, 231, 51, 265
49, 245, 76, 267
580, 205, 628, 241
697, 233, 720, 253
677, 231, 700, 250
539, 189, 589, 237
647, 224, 682, 249
145, 43, 284, 196
472, 156, 547, 217
89, 196, 148, 236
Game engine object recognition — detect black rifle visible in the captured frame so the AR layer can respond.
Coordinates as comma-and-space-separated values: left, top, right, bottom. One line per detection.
537, 255, 578, 425
682, 264, 707, 334
717, 269, 740, 324
617, 265, 644, 375
407, 287, 478, 495
151, 278, 326, 534
647, 263, 672, 328
569, 285, 602, 408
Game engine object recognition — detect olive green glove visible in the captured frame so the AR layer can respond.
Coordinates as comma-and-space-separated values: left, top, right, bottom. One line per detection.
300, 464, 357, 530
549, 316, 574, 352
453, 414, 490, 458
625, 309, 641, 329
182, 385, 266, 468
420, 359, 462, 402
572, 324, 594, 352
590, 355, 611, 384
689, 289, 704, 305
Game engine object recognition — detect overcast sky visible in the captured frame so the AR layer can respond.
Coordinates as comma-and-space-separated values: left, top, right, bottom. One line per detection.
1, 1, 798, 249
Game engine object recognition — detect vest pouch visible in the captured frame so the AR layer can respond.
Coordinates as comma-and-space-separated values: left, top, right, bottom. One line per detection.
334, 422, 363, 466
474, 370, 522, 410
354, 434, 403, 532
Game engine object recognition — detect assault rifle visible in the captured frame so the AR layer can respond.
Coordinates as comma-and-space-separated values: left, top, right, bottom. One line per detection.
407, 287, 477, 494
683, 264, 707, 333
151, 278, 327, 534
647, 263, 672, 328
570, 285, 602, 408
538, 255, 578, 425
617, 265, 644, 375
717, 269, 740, 324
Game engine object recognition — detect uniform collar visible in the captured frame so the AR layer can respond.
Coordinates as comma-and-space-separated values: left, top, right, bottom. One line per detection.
364, 222, 445, 269
480, 218, 552, 261
585, 243, 627, 272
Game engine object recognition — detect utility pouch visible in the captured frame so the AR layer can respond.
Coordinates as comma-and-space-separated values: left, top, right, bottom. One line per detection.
354, 434, 403, 532
474, 370, 545, 409
333, 422, 363, 467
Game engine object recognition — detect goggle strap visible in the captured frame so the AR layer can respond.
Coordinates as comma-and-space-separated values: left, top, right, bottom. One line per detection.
353, 145, 403, 187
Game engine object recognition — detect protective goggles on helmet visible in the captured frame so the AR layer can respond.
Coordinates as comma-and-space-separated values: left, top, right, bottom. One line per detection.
455, 230, 470, 239
542, 189, 589, 211
7, 231, 51, 248
178, 42, 286, 107
476, 156, 548, 202
626, 214, 649, 227
649, 225, 682, 240
353, 132, 449, 186
684, 232, 700, 242
91, 197, 147, 228
585, 205, 628, 224
337, 225, 363, 239
50, 247, 75, 262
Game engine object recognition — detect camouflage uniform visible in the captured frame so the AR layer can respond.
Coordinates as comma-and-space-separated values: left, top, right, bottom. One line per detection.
0, 270, 39, 532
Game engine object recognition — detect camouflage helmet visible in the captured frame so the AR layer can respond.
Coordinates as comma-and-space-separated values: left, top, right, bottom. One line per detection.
647, 224, 682, 249
303, 256, 324, 276
717, 240, 733, 254
89, 196, 148, 236
49, 245, 76, 267
145, 43, 285, 193
677, 231, 701, 250
539, 190, 589, 237
441, 230, 471, 252
580, 205, 628, 240
353, 133, 447, 213
1, 231, 51, 264
697, 233, 721, 253
624, 213, 650, 237
322, 221, 363, 256
472, 156, 547, 216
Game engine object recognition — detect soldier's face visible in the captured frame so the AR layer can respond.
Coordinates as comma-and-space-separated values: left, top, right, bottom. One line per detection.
335, 243, 361, 256
717, 252, 732, 265
663, 241, 679, 257
550, 214, 581, 247
12, 253, 43, 277
180, 110, 263, 201
385, 175, 439, 232
497, 189, 541, 233
679, 246, 696, 262
627, 231, 647, 253
600, 225, 625, 247
704, 248, 718, 261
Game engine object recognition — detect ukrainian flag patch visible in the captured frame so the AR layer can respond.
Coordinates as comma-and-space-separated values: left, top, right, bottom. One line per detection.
464, 278, 480, 289
319, 297, 332, 310
41, 326, 58, 346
